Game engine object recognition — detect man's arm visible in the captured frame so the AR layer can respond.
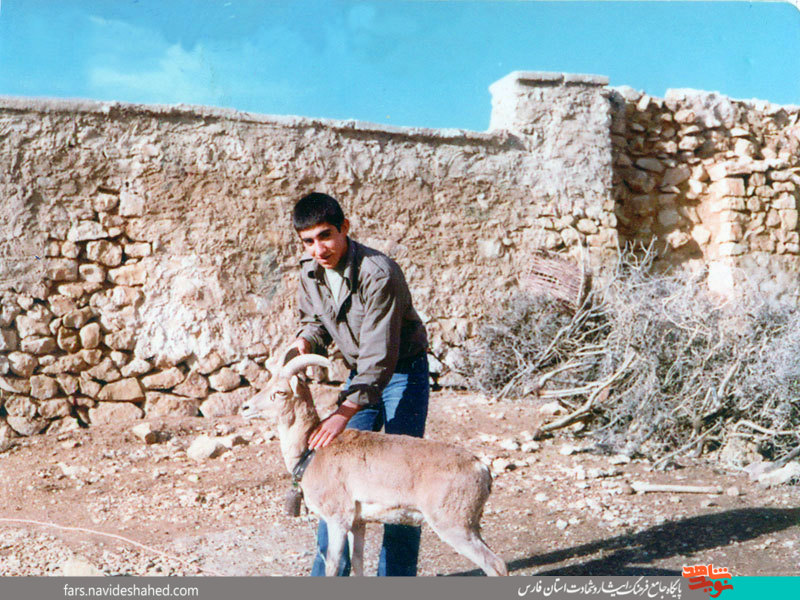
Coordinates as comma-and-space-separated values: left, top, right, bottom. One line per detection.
308, 268, 408, 448
296, 273, 331, 352
345, 269, 406, 406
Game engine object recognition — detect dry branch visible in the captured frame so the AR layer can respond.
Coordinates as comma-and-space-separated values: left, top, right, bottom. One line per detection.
631, 482, 723, 495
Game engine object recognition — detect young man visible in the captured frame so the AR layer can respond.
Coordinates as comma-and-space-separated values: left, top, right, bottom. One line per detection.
290, 192, 430, 577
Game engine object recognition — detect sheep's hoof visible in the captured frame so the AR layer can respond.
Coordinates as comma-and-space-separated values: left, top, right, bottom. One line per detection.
285, 488, 303, 517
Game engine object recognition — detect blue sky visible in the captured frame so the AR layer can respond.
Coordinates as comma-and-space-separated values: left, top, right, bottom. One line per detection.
0, 1, 798, 130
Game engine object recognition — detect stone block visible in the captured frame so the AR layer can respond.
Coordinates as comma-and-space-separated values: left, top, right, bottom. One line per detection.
108, 263, 147, 286
104, 329, 136, 351
79, 377, 102, 398
749, 235, 776, 253
734, 138, 757, 157
576, 218, 599, 235
746, 197, 763, 213
674, 109, 696, 124
45, 259, 79, 281
67, 221, 108, 242
142, 367, 185, 390
0, 376, 31, 395
209, 367, 241, 392
56, 327, 81, 353
88, 402, 144, 425
79, 323, 101, 349
98, 378, 144, 401
79, 349, 103, 366
773, 193, 798, 210
62, 307, 93, 329
56, 374, 80, 395
200, 387, 251, 418
49, 354, 90, 375
38, 398, 72, 419
79, 263, 106, 283
49, 295, 78, 317
172, 370, 210, 398
93, 192, 119, 212
20, 336, 57, 355
666, 230, 692, 249
131, 422, 158, 444
109, 351, 129, 367
144, 392, 200, 417
634, 158, 664, 173
709, 197, 747, 213
86, 240, 123, 267
60, 241, 80, 258
15, 314, 51, 338
766, 210, 782, 227
86, 358, 122, 383
780, 209, 799, 231
1, 304, 21, 328
57, 282, 102, 300
657, 208, 682, 228
621, 168, 654, 193
678, 136, 701, 151
6, 415, 48, 436
708, 177, 746, 198
0, 328, 18, 352
661, 165, 691, 186
99, 212, 126, 228
124, 242, 152, 258
119, 190, 145, 216
232, 359, 271, 389
186, 435, 226, 460
121, 357, 152, 378
198, 351, 225, 375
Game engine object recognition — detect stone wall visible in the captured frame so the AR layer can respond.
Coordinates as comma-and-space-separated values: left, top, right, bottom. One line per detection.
609, 86, 800, 298
1, 71, 799, 438
0, 79, 615, 437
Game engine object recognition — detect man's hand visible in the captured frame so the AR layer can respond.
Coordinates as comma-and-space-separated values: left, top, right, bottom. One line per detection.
308, 400, 360, 449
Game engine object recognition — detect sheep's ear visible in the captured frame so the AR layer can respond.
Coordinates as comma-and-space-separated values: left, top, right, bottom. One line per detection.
289, 375, 301, 397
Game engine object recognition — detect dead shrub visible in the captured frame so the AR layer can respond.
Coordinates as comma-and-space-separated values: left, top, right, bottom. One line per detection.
464, 246, 800, 467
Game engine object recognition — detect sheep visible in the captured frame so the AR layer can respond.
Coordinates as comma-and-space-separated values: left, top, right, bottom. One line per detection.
240, 352, 508, 576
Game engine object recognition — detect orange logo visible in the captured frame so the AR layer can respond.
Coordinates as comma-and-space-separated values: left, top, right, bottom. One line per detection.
682, 563, 734, 598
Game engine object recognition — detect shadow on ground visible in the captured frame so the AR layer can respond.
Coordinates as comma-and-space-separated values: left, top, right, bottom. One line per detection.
449, 507, 800, 576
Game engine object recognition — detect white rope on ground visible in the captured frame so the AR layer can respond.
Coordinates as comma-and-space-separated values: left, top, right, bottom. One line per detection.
0, 517, 223, 576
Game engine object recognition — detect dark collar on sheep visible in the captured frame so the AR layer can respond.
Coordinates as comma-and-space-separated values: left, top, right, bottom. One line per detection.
291, 448, 315, 486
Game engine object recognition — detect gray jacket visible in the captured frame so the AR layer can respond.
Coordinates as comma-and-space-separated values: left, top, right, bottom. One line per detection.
296, 238, 428, 406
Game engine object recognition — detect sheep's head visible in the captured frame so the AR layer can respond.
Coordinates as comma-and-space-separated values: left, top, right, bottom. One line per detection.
240, 353, 332, 419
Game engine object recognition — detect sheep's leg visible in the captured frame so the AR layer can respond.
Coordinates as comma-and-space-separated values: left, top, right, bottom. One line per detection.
348, 521, 366, 576
428, 524, 507, 576
324, 521, 349, 576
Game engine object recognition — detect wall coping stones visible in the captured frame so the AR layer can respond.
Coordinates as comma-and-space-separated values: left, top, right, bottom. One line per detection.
0, 95, 506, 144
492, 71, 609, 89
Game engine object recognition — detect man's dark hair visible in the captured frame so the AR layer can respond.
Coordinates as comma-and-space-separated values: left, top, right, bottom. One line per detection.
292, 192, 346, 231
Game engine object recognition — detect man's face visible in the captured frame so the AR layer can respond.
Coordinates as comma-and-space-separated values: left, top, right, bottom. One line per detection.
297, 219, 350, 269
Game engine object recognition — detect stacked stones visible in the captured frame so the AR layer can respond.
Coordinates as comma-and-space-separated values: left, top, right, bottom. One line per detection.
610, 87, 800, 277
531, 201, 618, 258
0, 189, 271, 439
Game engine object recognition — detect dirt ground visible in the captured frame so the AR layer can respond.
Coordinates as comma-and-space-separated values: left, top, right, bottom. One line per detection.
1, 387, 798, 577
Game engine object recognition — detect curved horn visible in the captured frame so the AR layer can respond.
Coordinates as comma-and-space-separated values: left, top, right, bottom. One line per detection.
280, 354, 332, 379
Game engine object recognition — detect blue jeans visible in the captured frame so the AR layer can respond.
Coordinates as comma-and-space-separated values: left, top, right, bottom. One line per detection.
310, 355, 430, 576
